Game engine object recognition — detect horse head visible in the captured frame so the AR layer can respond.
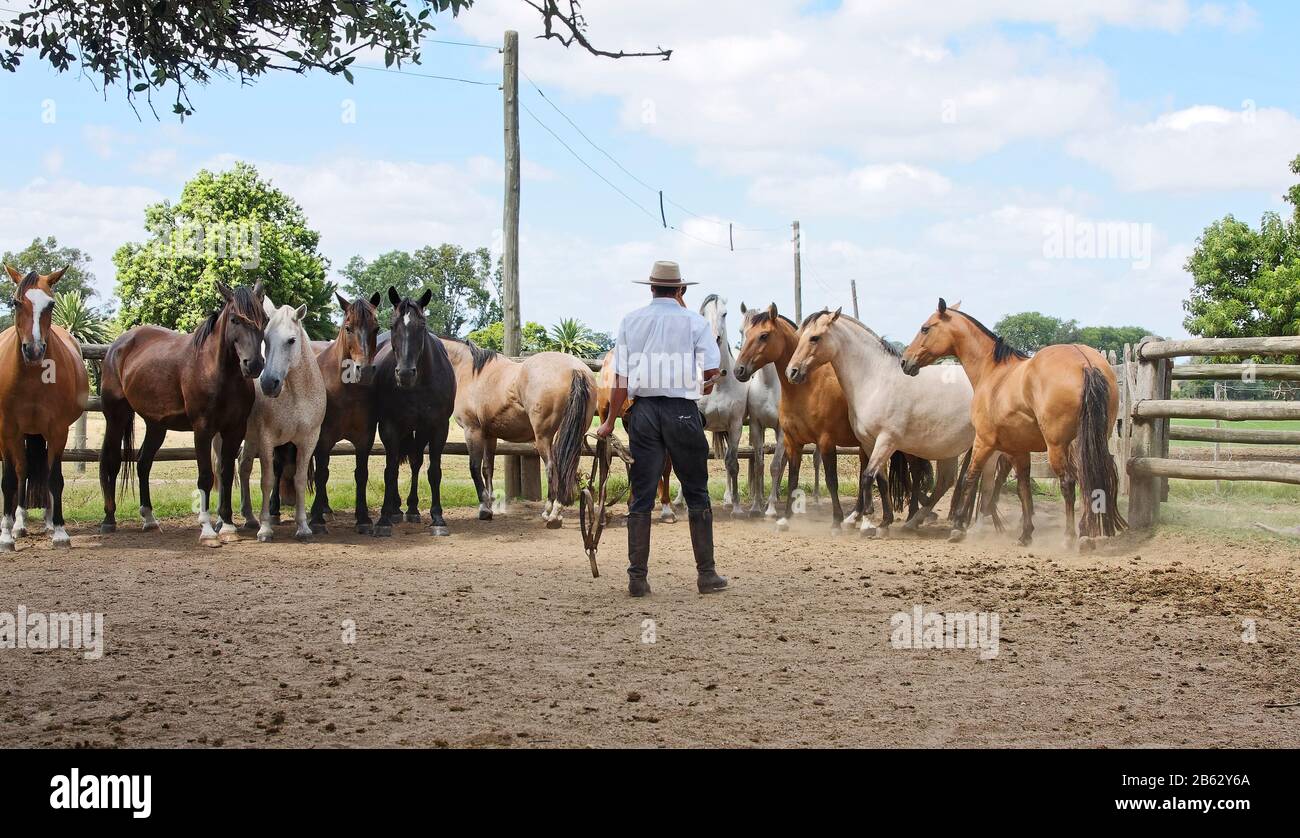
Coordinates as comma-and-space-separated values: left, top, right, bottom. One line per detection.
5, 263, 64, 366
211, 280, 267, 379
387, 286, 433, 389
734, 302, 786, 382
787, 307, 841, 384
259, 295, 309, 397
336, 291, 382, 384
900, 297, 960, 377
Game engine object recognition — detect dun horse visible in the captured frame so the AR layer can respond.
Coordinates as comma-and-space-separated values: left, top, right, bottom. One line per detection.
371, 287, 456, 536
900, 299, 1126, 548
597, 349, 676, 522
0, 265, 89, 550
441, 337, 594, 528
788, 309, 971, 535
99, 282, 267, 545
237, 297, 326, 542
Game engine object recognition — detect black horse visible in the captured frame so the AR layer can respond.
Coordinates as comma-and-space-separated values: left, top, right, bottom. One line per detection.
371, 287, 456, 537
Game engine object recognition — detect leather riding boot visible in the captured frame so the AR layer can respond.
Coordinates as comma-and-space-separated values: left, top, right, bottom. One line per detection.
626, 512, 652, 597
688, 507, 728, 593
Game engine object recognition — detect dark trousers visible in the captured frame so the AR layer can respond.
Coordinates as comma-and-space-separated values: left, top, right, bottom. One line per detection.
626, 396, 711, 513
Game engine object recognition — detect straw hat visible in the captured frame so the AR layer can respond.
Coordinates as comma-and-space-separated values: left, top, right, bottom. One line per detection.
634, 260, 697, 287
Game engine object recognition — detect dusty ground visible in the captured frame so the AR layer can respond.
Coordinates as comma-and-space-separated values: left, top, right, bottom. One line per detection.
1, 496, 1298, 749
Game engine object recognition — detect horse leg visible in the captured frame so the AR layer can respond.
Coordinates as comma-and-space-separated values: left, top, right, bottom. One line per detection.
904, 456, 955, 531
353, 430, 375, 535
727, 419, 744, 519
194, 431, 221, 547
466, 428, 490, 520
308, 442, 330, 534
374, 423, 400, 537
216, 433, 243, 542
822, 447, 844, 534
537, 434, 562, 529
47, 442, 70, 547
483, 436, 501, 515
0, 452, 17, 552
949, 441, 997, 543
270, 443, 291, 525
1051, 442, 1077, 550
748, 421, 764, 517
863, 441, 897, 538
256, 446, 276, 543
658, 455, 675, 522
776, 434, 803, 532
292, 433, 317, 541
1013, 452, 1035, 547
136, 422, 166, 532
98, 403, 133, 534
765, 428, 785, 518
426, 421, 450, 536
239, 434, 259, 531
844, 448, 866, 526
404, 442, 424, 524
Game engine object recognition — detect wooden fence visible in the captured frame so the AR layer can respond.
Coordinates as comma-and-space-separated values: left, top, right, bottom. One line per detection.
1122, 335, 1300, 528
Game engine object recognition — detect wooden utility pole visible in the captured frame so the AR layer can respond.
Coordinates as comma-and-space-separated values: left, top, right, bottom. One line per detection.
792, 220, 802, 323
850, 279, 859, 319
501, 29, 531, 500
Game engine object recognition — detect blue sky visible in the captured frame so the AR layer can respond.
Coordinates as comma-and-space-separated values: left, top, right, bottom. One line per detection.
2, 0, 1297, 343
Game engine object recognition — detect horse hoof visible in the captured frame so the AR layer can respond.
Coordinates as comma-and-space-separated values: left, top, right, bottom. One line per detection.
948, 529, 966, 544
356, 522, 373, 535
859, 526, 878, 538
0, 540, 13, 553
658, 513, 676, 524
241, 519, 258, 531
51, 535, 71, 549
310, 522, 327, 535
1018, 534, 1033, 547
201, 537, 222, 549
429, 525, 450, 537
257, 531, 274, 543
405, 513, 422, 524
219, 531, 240, 544
373, 525, 393, 538
99, 521, 116, 534
545, 518, 562, 530
294, 531, 313, 542
748, 509, 764, 519
13, 528, 26, 539
479, 510, 493, 521
142, 520, 160, 532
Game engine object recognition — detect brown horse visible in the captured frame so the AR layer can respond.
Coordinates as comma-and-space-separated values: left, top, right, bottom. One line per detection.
734, 302, 926, 533
900, 298, 1126, 548
441, 338, 595, 529
0, 265, 89, 550
595, 350, 676, 522
99, 281, 267, 546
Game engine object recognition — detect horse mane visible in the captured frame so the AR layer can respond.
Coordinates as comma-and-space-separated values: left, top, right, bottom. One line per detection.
698, 293, 722, 315
952, 310, 1030, 363
192, 285, 263, 348
745, 309, 798, 331
442, 334, 498, 375
13, 271, 40, 299
804, 308, 901, 358
348, 296, 378, 333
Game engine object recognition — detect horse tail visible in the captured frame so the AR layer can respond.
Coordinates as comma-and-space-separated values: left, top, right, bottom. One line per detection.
551, 370, 593, 507
887, 451, 910, 511
948, 447, 973, 523
910, 456, 934, 504
1078, 366, 1127, 536
711, 429, 727, 461
23, 435, 49, 510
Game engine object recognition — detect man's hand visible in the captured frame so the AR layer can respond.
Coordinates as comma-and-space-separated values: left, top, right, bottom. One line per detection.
595, 417, 617, 439
701, 367, 722, 395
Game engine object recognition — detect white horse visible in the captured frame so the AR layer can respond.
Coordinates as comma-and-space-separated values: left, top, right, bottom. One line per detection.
788, 308, 971, 535
694, 294, 785, 517
237, 298, 327, 542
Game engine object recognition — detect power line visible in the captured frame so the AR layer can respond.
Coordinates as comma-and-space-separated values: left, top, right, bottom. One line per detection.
426, 38, 501, 50
352, 64, 497, 87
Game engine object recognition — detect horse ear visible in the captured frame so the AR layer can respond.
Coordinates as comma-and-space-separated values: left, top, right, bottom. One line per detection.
336, 292, 350, 313
3, 264, 20, 285
262, 296, 277, 319
369, 291, 382, 308
216, 281, 234, 302
831, 307, 842, 322
295, 304, 308, 322
950, 299, 962, 310
46, 267, 67, 286
417, 288, 433, 309
740, 302, 747, 315
387, 286, 401, 307
252, 279, 265, 301
937, 298, 947, 314
768, 302, 778, 320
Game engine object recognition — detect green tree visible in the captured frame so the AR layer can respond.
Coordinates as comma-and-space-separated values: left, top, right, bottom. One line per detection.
1075, 325, 1152, 356
1, 236, 101, 331
113, 162, 334, 339
993, 311, 1079, 352
546, 317, 600, 356
342, 244, 497, 336
0, 2, 668, 118
1183, 154, 1300, 357
465, 320, 548, 354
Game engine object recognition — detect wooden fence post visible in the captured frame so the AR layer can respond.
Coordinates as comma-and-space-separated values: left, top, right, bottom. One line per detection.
74, 412, 87, 473
1126, 337, 1163, 528
520, 455, 542, 501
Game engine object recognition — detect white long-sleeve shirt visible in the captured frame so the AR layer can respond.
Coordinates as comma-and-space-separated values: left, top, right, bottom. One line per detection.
613, 298, 721, 400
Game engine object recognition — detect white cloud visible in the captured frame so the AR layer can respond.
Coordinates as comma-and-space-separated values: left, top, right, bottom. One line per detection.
1068, 104, 1300, 191
750, 163, 952, 217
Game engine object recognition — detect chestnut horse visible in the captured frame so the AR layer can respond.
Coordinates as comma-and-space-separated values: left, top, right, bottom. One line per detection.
900, 299, 1126, 548
441, 337, 594, 529
99, 281, 267, 545
370, 287, 456, 537
596, 350, 676, 522
734, 302, 926, 534
0, 265, 89, 550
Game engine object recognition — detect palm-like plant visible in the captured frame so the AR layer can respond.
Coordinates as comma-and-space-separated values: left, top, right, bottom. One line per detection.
547, 317, 600, 357
53, 290, 113, 344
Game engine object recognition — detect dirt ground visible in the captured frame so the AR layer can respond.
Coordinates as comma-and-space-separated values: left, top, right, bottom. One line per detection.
2, 495, 1298, 749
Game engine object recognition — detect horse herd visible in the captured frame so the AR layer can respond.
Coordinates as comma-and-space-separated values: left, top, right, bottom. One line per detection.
0, 264, 1126, 556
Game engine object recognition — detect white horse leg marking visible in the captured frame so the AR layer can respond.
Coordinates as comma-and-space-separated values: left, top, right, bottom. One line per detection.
0, 513, 13, 551
13, 506, 27, 537
198, 490, 218, 543
658, 501, 675, 522
140, 506, 159, 531
44, 506, 53, 533
51, 524, 70, 547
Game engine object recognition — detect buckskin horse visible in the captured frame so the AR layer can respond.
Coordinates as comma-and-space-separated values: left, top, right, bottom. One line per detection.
370, 287, 456, 537
788, 308, 972, 536
99, 281, 267, 546
900, 298, 1126, 549
0, 265, 89, 550
440, 336, 594, 529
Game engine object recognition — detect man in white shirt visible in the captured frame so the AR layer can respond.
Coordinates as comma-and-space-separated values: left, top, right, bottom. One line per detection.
596, 261, 727, 597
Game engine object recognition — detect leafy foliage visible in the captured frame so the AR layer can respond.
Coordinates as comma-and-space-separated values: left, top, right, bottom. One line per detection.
546, 317, 600, 356
341, 244, 498, 336
53, 290, 114, 345
466, 320, 549, 354
994, 311, 1150, 355
113, 162, 334, 339
1184, 154, 1300, 361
